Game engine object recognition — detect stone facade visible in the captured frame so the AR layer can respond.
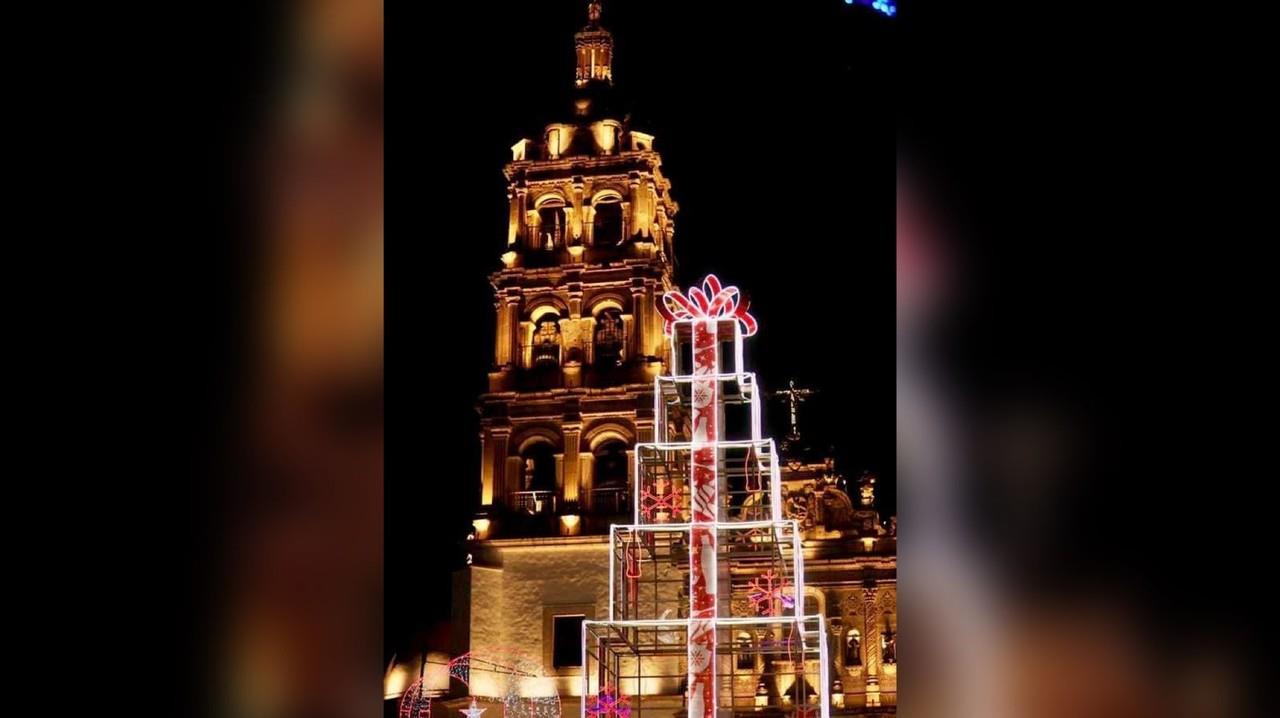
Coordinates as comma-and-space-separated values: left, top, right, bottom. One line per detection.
457, 538, 610, 715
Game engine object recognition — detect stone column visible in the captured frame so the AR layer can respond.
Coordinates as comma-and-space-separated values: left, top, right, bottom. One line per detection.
563, 423, 582, 505
491, 428, 512, 507
506, 188, 519, 247
630, 285, 648, 359
862, 585, 881, 706
583, 205, 596, 247
580, 453, 595, 510
503, 294, 521, 368
582, 315, 597, 366
627, 174, 641, 241
650, 181, 659, 226
554, 453, 565, 506
515, 185, 529, 248
519, 320, 535, 369
648, 284, 665, 359
564, 206, 580, 247
568, 286, 584, 318
493, 298, 507, 367
558, 315, 580, 387
621, 313, 636, 363
635, 418, 655, 443
496, 294, 521, 367
828, 617, 846, 672
572, 177, 586, 243
479, 431, 496, 506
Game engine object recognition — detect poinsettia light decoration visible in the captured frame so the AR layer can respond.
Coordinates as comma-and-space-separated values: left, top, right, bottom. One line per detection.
587, 685, 631, 718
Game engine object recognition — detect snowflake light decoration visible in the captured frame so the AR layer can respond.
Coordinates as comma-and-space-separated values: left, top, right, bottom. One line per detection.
747, 570, 795, 616
587, 685, 632, 718
640, 486, 680, 522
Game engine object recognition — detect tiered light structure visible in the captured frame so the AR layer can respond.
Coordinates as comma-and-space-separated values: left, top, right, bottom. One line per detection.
583, 276, 830, 718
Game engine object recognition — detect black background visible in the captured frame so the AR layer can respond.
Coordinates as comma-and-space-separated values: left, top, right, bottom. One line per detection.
2, 0, 1273, 713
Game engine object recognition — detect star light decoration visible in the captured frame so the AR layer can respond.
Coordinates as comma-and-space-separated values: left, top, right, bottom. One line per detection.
461, 699, 487, 718
586, 685, 631, 718
747, 570, 795, 616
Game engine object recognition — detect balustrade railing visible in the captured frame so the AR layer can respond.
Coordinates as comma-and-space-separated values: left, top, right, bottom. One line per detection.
509, 490, 556, 515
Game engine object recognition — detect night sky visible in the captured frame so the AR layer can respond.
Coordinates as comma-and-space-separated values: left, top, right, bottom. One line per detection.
387, 1, 893, 653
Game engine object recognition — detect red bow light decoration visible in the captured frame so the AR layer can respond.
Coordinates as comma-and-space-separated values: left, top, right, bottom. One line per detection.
656, 274, 758, 337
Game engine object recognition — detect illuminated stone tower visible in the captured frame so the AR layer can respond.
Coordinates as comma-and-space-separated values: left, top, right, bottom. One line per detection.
476, 0, 678, 540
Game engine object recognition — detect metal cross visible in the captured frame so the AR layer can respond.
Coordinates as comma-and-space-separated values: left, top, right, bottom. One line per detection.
772, 379, 816, 440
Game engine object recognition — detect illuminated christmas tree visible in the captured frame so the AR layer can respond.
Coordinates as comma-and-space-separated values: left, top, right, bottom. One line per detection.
583, 276, 830, 718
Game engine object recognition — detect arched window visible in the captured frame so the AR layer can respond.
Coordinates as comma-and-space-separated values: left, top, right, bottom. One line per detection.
593, 308, 624, 366
537, 205, 566, 249
593, 439, 628, 488
844, 629, 861, 666
532, 313, 561, 367
592, 198, 622, 245
735, 631, 754, 669
520, 442, 557, 493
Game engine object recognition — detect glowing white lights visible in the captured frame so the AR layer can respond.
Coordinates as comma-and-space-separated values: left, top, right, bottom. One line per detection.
461, 698, 487, 718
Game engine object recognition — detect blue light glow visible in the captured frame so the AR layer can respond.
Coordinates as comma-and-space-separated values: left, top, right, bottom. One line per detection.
846, 0, 897, 16
872, 0, 897, 15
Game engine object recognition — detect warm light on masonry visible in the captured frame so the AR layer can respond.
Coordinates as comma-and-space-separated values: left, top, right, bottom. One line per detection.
560, 514, 581, 536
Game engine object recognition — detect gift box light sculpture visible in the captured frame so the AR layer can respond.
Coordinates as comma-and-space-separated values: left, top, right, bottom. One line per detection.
583, 276, 830, 718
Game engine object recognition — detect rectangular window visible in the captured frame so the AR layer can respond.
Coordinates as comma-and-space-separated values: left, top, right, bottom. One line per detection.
552, 615, 586, 668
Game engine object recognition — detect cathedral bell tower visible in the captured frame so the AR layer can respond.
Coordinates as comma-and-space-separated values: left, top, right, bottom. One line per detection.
477, 1, 679, 540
